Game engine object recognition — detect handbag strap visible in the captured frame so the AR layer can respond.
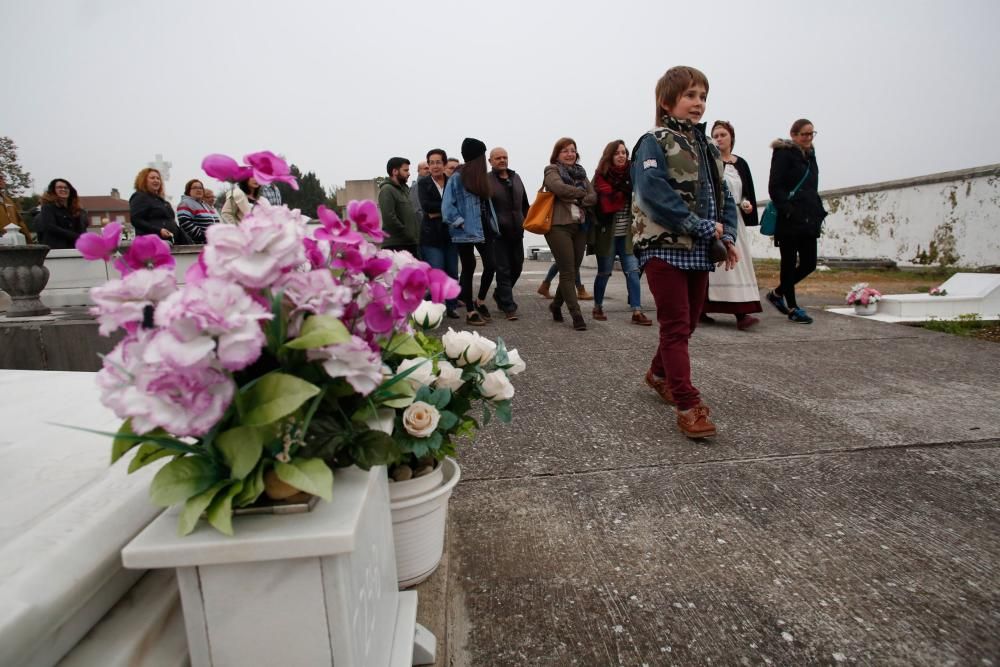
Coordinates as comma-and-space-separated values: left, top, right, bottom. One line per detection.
788, 167, 810, 200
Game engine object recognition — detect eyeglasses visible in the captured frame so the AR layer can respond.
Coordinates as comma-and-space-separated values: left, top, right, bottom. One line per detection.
798, 131, 818, 138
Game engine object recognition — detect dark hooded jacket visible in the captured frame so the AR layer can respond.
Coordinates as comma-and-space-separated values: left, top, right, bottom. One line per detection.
767, 139, 826, 239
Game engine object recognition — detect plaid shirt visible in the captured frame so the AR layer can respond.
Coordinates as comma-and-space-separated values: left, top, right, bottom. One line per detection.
259, 183, 282, 206
636, 135, 731, 272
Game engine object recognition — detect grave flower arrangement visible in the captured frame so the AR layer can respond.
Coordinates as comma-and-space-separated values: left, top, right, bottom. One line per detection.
845, 282, 882, 307
73, 151, 524, 535
929, 286, 948, 296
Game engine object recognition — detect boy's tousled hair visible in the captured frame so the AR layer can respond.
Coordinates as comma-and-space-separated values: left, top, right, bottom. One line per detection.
654, 66, 709, 123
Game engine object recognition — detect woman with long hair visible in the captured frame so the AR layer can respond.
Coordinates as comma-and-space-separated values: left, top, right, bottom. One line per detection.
543, 137, 597, 331
35, 178, 87, 249
221, 177, 261, 224
591, 140, 651, 326
176, 178, 220, 244
130, 167, 191, 243
766, 118, 827, 324
442, 138, 499, 326
701, 120, 763, 329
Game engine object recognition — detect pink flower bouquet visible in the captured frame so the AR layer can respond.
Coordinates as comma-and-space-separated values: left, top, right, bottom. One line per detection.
75, 151, 525, 535
845, 282, 882, 306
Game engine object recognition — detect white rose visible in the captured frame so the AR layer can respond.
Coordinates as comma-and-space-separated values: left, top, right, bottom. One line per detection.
466, 334, 497, 366
480, 369, 515, 402
395, 357, 435, 391
441, 328, 477, 365
434, 360, 465, 391
505, 348, 526, 375
411, 301, 446, 330
364, 408, 395, 435
402, 401, 440, 438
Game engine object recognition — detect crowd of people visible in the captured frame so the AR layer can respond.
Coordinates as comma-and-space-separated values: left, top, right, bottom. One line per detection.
0, 64, 827, 440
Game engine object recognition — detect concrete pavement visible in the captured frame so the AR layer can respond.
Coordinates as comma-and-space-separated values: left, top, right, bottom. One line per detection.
415, 260, 1000, 666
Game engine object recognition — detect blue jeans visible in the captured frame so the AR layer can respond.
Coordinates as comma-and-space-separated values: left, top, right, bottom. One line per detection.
593, 236, 641, 309
420, 242, 459, 310
544, 261, 582, 287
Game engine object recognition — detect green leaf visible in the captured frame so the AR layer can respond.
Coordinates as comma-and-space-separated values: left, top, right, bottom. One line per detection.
429, 387, 452, 410
414, 384, 433, 403
234, 461, 266, 507
438, 410, 459, 431
242, 373, 320, 426
177, 481, 228, 536
350, 429, 397, 468
380, 381, 416, 408
127, 443, 175, 473
275, 458, 334, 501
111, 419, 140, 464
149, 456, 219, 507
494, 337, 510, 368
284, 315, 351, 350
387, 332, 425, 357
216, 426, 266, 479
206, 481, 244, 536
495, 400, 512, 423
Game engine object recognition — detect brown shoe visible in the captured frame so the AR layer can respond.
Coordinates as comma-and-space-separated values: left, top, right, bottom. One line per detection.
631, 311, 653, 326
592, 306, 607, 321
676, 403, 717, 439
576, 285, 594, 300
644, 370, 674, 405
537, 281, 553, 299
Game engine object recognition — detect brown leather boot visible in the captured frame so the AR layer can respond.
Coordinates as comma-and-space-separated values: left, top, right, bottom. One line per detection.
631, 311, 653, 326
644, 370, 674, 405
576, 285, 593, 300
676, 403, 717, 438
592, 306, 607, 321
537, 281, 553, 298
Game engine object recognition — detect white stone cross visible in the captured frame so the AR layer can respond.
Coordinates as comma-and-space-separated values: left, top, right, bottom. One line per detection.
148, 153, 172, 183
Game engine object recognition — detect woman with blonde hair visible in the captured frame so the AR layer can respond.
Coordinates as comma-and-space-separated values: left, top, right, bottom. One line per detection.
543, 137, 597, 331
129, 167, 191, 243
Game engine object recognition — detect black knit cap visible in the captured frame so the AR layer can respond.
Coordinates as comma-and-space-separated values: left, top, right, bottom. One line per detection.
461, 138, 487, 162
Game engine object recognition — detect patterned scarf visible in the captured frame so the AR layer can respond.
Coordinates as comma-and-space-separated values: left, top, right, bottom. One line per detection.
556, 162, 588, 190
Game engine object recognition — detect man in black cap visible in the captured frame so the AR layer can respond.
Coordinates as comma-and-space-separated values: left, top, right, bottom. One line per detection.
377, 157, 420, 255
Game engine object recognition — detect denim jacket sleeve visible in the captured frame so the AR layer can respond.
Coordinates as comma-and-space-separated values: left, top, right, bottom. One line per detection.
631, 134, 714, 240
441, 175, 464, 228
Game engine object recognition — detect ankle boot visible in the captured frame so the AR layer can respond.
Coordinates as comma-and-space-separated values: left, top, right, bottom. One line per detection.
571, 312, 587, 331
537, 281, 553, 298
576, 285, 593, 300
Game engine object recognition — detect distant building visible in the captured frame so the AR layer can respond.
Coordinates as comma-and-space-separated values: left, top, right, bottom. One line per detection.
79, 189, 130, 229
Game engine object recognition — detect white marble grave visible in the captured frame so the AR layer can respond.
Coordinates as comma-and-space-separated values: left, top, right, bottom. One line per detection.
828, 272, 1000, 322
0, 370, 180, 667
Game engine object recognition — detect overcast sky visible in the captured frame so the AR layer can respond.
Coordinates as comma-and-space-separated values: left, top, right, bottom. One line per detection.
6, 0, 1000, 202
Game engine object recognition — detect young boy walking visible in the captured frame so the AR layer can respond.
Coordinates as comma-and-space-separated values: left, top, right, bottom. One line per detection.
631, 66, 740, 438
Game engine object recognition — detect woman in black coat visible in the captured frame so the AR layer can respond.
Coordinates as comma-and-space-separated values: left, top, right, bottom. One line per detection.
765, 118, 827, 324
35, 178, 88, 249
129, 167, 192, 244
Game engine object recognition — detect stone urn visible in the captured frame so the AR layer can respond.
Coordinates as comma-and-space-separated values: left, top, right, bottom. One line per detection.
0, 245, 52, 317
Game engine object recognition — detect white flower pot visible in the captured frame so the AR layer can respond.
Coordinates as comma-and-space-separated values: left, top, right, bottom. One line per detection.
389, 457, 461, 588
854, 302, 878, 315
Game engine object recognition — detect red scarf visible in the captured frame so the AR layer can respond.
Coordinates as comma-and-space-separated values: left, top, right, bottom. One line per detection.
597, 162, 631, 214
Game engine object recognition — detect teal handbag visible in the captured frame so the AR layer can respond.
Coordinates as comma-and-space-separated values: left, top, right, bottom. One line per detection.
761, 168, 810, 236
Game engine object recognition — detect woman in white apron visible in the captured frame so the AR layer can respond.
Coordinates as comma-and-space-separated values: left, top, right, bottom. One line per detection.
703, 121, 763, 330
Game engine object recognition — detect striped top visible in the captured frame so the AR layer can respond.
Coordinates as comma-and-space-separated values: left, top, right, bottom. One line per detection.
176, 195, 221, 244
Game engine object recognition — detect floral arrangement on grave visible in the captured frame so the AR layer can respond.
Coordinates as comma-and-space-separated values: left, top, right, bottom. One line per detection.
845, 282, 882, 307
929, 286, 948, 296
72, 151, 525, 536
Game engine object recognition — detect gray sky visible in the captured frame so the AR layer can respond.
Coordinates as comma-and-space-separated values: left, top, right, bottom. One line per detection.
6, 0, 1000, 201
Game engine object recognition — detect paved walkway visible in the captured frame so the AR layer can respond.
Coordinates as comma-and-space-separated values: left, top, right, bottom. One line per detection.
415, 260, 1000, 666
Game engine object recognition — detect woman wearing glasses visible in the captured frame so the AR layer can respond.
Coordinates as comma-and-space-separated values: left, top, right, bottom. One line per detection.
35, 178, 87, 248
765, 119, 827, 324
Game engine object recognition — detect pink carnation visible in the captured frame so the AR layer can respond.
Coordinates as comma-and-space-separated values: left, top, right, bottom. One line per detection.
89, 267, 177, 336
244, 151, 299, 190
202, 200, 306, 288
113, 235, 175, 276
392, 266, 429, 316
347, 200, 385, 242
308, 335, 383, 395
75, 223, 121, 262
155, 278, 271, 371
278, 269, 353, 336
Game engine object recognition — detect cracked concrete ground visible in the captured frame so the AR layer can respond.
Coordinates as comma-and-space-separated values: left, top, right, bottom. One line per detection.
414, 260, 1000, 666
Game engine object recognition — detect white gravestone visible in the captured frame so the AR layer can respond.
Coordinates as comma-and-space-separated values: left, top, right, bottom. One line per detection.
122, 465, 436, 667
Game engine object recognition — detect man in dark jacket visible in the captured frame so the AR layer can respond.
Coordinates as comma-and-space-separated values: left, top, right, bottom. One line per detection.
418, 149, 460, 318
487, 147, 529, 319
377, 157, 420, 254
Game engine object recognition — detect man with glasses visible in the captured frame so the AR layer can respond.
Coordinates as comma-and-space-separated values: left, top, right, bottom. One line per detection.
487, 147, 530, 320
418, 149, 460, 318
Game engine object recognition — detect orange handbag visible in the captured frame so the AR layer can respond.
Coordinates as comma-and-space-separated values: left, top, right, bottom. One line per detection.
522, 188, 555, 234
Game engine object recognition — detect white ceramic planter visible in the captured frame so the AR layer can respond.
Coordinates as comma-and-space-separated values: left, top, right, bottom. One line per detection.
389, 457, 461, 589
854, 302, 878, 315
122, 465, 435, 667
